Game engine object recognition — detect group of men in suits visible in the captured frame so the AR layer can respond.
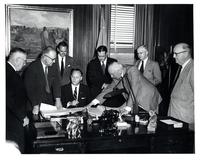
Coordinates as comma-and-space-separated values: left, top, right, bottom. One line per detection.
6, 42, 194, 152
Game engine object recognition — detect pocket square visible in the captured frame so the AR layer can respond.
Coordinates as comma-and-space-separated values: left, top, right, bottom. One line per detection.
81, 97, 86, 99
67, 64, 71, 67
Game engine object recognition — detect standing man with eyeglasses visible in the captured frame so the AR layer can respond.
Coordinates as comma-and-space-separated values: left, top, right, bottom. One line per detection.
136, 45, 162, 86
168, 43, 194, 129
55, 41, 79, 87
23, 46, 63, 116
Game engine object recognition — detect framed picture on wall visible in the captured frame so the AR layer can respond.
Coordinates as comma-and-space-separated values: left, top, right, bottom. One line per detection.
6, 4, 74, 62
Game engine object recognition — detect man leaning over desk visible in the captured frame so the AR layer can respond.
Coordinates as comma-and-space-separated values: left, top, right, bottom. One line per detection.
87, 61, 162, 114
23, 46, 63, 116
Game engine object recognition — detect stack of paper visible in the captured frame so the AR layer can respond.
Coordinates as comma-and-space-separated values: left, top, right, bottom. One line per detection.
160, 119, 183, 128
40, 103, 86, 118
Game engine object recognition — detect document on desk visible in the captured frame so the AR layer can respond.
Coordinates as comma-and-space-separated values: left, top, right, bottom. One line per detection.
40, 103, 86, 118
160, 119, 183, 128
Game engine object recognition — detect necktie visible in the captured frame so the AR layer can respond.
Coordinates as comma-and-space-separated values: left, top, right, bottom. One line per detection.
73, 87, 77, 100
172, 65, 182, 89
140, 61, 144, 73
61, 58, 64, 77
45, 66, 50, 93
101, 61, 105, 74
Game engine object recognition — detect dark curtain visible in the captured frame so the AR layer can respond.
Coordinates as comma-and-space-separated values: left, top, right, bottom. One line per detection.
135, 5, 156, 60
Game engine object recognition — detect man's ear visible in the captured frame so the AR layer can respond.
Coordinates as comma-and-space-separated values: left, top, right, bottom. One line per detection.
80, 76, 83, 81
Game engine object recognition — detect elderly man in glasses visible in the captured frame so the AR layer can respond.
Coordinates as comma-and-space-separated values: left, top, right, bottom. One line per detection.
23, 46, 63, 116
168, 43, 194, 129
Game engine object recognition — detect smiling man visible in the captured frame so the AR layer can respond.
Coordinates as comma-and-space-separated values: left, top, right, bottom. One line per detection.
168, 43, 194, 129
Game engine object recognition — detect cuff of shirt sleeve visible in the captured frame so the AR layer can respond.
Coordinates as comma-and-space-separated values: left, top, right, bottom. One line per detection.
92, 99, 100, 105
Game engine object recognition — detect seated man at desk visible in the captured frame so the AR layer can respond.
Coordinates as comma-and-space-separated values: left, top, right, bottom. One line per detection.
61, 68, 91, 108
87, 62, 162, 114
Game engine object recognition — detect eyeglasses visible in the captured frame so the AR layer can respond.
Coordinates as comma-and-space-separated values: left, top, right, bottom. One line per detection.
44, 55, 56, 62
173, 51, 187, 56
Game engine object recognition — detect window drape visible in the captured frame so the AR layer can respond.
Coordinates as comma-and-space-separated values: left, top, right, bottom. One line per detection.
135, 5, 155, 60
92, 5, 111, 58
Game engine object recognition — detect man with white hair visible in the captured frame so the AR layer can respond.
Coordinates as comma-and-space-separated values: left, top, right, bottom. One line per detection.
136, 45, 162, 86
168, 43, 194, 128
88, 61, 162, 114
6, 47, 29, 153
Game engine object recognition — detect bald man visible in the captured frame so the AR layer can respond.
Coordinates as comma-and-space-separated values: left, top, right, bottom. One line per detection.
6, 47, 29, 153
136, 45, 162, 86
168, 43, 194, 128
23, 46, 63, 116
88, 62, 162, 114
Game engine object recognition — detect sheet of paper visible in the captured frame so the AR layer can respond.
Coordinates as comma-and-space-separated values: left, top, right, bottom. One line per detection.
40, 103, 57, 112
160, 119, 183, 128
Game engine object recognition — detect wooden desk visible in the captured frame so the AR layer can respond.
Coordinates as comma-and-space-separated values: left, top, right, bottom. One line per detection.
30, 117, 194, 154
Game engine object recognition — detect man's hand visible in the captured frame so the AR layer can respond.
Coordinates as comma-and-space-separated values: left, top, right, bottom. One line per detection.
101, 83, 109, 90
23, 116, 29, 127
32, 105, 40, 115
68, 100, 79, 107
55, 98, 63, 110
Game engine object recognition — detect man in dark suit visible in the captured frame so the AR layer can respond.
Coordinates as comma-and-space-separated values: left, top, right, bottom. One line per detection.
135, 45, 162, 86
6, 47, 29, 153
55, 41, 79, 86
23, 46, 62, 115
61, 68, 91, 108
86, 45, 117, 99
88, 62, 162, 114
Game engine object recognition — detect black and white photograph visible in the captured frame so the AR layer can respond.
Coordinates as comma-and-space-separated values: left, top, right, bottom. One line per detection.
2, 0, 199, 159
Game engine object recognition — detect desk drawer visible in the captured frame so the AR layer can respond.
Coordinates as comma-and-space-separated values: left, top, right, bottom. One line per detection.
150, 133, 193, 153
34, 142, 83, 153
85, 136, 149, 153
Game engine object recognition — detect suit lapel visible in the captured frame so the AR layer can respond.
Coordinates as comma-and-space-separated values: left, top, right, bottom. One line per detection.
37, 60, 46, 87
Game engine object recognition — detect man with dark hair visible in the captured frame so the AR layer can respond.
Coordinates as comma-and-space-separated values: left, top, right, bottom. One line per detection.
55, 41, 79, 86
61, 68, 91, 108
86, 45, 117, 99
23, 46, 62, 116
6, 47, 29, 153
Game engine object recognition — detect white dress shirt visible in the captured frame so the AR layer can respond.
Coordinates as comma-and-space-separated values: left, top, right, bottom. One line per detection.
58, 54, 66, 70
138, 57, 148, 71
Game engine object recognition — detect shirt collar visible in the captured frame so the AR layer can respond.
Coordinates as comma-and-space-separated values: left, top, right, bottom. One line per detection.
101, 57, 107, 65
8, 61, 16, 71
181, 58, 191, 72
41, 60, 47, 72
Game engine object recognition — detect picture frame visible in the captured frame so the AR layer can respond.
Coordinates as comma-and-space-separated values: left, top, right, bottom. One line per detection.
6, 4, 74, 62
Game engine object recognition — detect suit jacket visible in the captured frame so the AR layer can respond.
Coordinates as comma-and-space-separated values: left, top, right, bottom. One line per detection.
86, 57, 117, 98
135, 59, 162, 86
168, 59, 194, 124
55, 55, 79, 86
61, 83, 91, 107
23, 59, 61, 108
6, 62, 27, 152
96, 65, 162, 112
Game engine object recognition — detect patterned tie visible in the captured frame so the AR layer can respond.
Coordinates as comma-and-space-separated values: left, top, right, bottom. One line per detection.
61, 58, 64, 77
101, 61, 105, 74
140, 61, 144, 73
45, 66, 50, 93
73, 87, 77, 100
